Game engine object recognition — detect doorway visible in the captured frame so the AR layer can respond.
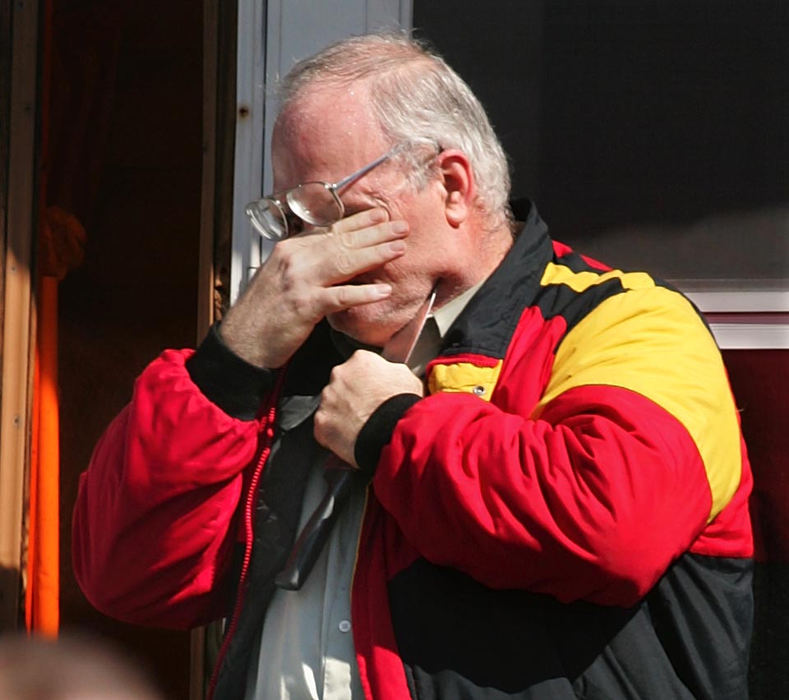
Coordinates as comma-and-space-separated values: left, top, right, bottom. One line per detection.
48, 1, 204, 696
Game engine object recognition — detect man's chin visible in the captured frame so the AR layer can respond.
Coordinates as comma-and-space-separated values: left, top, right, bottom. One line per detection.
326, 306, 400, 348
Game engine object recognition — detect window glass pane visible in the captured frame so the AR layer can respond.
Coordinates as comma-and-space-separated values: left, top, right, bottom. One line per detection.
413, 0, 788, 289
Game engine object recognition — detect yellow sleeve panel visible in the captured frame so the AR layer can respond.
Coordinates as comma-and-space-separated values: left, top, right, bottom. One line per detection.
541, 262, 657, 295
428, 361, 502, 403
535, 265, 741, 522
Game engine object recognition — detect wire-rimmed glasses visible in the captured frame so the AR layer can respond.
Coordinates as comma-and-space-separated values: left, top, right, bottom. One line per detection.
245, 145, 404, 241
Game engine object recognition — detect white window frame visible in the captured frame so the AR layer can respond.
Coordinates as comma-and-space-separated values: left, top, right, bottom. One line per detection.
676, 282, 789, 349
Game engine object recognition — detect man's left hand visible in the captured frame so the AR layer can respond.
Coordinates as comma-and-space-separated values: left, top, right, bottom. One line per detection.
314, 350, 424, 467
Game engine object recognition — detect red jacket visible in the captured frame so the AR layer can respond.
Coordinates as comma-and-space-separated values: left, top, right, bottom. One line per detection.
74, 205, 753, 699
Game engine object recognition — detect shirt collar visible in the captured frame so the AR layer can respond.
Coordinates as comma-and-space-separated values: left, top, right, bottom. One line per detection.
431, 280, 486, 338
405, 279, 486, 376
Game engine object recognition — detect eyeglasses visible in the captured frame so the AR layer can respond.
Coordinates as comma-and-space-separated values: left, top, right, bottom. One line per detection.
245, 145, 404, 241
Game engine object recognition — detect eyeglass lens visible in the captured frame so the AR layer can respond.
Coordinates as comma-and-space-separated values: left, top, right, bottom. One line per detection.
286, 183, 342, 227
246, 183, 344, 241
246, 145, 400, 240
245, 200, 288, 240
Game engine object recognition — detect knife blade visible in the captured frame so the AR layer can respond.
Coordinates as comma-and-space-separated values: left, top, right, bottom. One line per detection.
274, 289, 437, 590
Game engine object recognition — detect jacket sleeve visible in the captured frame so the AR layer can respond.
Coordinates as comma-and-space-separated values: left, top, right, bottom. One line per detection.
368, 287, 749, 606
72, 326, 276, 629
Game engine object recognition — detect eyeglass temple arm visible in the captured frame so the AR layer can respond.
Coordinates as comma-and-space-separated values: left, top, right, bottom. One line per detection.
331, 151, 393, 191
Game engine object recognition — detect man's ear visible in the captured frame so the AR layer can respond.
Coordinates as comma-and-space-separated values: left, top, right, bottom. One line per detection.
436, 149, 475, 227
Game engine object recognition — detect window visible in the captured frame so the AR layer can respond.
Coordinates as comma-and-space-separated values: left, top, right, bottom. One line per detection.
414, 0, 788, 348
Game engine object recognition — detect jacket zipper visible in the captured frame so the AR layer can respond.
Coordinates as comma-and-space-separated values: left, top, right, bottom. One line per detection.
207, 370, 286, 699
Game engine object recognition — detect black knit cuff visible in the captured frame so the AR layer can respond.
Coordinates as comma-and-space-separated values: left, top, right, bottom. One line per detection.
185, 323, 275, 420
354, 393, 421, 476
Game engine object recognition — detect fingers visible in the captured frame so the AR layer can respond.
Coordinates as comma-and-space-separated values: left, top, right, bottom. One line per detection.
310, 209, 408, 283
319, 282, 394, 313
220, 208, 407, 369
276, 207, 408, 290
328, 208, 406, 248
322, 236, 406, 284
326, 207, 389, 235
314, 350, 425, 464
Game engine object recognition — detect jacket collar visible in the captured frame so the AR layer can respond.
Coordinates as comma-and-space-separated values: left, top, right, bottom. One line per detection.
439, 200, 553, 360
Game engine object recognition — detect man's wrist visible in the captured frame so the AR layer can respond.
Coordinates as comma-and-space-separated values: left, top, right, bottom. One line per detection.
186, 323, 276, 420
216, 317, 275, 369
354, 393, 422, 476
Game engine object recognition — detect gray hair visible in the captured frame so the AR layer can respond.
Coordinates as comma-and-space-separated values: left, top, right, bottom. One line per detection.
278, 33, 512, 230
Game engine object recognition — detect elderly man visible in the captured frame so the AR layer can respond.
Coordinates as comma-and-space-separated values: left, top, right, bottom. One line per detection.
73, 34, 753, 700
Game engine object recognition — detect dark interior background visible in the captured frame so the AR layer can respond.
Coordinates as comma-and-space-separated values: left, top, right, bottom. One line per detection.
414, 0, 788, 282
51, 1, 202, 697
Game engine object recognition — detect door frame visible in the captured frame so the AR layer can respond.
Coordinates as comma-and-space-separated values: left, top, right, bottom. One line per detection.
0, 0, 38, 631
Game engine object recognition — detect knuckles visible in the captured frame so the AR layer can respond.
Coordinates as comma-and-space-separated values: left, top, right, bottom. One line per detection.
333, 249, 355, 277
313, 402, 332, 437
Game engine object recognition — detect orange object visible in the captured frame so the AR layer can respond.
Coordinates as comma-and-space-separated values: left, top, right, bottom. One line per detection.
25, 0, 58, 637
25, 0, 86, 636
26, 275, 60, 637
25, 206, 84, 635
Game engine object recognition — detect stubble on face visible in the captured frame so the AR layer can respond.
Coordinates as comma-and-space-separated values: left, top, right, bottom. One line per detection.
327, 267, 434, 347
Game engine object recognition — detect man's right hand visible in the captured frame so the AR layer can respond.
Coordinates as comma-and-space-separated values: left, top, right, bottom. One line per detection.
219, 208, 408, 369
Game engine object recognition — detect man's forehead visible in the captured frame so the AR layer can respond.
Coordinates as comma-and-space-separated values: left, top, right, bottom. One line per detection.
272, 86, 388, 183
275, 85, 379, 146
